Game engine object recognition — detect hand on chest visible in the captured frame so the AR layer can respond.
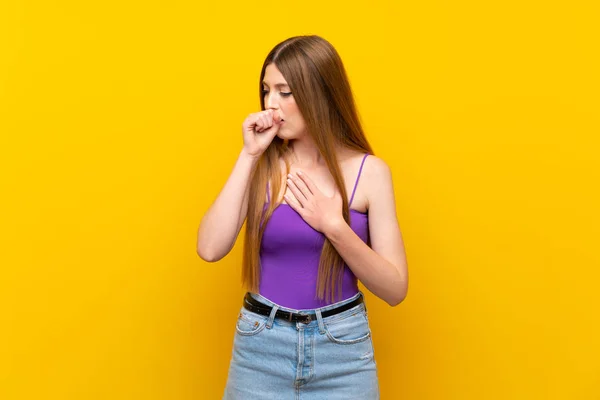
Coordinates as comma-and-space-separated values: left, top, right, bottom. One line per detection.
277, 167, 360, 204
267, 153, 370, 215
284, 168, 337, 198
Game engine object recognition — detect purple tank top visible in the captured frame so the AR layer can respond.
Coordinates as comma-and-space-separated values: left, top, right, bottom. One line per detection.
258, 153, 370, 309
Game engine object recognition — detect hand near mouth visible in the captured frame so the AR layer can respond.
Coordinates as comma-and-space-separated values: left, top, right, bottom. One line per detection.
241, 109, 283, 158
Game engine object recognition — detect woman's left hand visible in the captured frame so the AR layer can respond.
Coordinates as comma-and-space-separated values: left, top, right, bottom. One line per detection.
284, 171, 346, 235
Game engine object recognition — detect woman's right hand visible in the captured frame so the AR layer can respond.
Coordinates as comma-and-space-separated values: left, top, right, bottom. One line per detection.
242, 109, 283, 158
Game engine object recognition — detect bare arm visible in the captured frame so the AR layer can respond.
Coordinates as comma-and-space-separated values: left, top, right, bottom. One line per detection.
197, 109, 283, 262
284, 156, 408, 306
196, 149, 259, 262
323, 157, 408, 306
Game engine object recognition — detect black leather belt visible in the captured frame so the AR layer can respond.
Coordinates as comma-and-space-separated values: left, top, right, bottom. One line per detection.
243, 292, 364, 324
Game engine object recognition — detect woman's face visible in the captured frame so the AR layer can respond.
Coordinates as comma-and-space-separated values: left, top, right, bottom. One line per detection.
262, 63, 307, 140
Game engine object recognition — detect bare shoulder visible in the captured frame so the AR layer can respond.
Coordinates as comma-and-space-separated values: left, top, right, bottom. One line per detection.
340, 151, 389, 176
361, 155, 394, 209
363, 154, 391, 175
362, 155, 392, 186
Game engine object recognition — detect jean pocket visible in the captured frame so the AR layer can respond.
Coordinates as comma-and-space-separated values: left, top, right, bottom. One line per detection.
324, 310, 371, 345
235, 308, 268, 337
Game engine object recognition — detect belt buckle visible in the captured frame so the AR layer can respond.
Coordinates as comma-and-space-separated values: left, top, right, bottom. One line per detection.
297, 312, 312, 324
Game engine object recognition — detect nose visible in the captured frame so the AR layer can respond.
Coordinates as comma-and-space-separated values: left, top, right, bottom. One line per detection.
264, 92, 279, 111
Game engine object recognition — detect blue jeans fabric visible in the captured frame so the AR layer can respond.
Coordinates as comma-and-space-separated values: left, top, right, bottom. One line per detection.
223, 290, 380, 399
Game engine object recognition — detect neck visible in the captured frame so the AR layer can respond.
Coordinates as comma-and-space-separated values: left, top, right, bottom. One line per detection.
288, 135, 343, 168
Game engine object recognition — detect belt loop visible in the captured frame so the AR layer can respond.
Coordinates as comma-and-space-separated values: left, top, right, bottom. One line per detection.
315, 309, 326, 334
266, 305, 279, 329
360, 291, 367, 313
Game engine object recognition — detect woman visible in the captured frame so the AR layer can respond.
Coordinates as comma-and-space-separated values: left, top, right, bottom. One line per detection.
197, 35, 408, 399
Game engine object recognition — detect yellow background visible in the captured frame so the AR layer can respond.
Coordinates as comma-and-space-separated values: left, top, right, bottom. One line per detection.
1, 0, 599, 398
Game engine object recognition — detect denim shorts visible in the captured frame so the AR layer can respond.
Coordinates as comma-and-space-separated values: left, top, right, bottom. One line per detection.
223, 290, 379, 399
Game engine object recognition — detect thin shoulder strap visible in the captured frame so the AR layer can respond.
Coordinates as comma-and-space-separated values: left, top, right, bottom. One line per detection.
349, 153, 369, 207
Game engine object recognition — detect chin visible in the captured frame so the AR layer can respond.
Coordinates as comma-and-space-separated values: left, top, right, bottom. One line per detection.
277, 128, 305, 141
276, 130, 296, 140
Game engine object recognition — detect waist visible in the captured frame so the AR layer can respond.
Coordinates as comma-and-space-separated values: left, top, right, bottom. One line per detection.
258, 279, 359, 309
258, 258, 359, 309
244, 291, 366, 324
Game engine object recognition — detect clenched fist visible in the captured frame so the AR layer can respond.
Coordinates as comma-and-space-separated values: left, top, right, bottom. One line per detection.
242, 109, 283, 158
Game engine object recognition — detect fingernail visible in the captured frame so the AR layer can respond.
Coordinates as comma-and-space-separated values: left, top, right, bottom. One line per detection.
297, 170, 302, 175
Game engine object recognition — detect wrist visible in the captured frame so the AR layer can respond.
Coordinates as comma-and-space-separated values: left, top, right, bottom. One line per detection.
323, 217, 348, 240
240, 147, 261, 163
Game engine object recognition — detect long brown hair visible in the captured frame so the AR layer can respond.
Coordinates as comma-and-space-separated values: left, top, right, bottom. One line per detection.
242, 35, 374, 304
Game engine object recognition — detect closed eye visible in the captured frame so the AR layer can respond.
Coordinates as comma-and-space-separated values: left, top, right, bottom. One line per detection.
262, 90, 292, 97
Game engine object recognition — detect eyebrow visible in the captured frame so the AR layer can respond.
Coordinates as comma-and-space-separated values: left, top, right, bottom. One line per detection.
262, 82, 290, 88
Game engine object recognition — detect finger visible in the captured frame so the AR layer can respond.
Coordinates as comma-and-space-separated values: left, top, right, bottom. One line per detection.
284, 193, 304, 215
264, 119, 281, 139
254, 115, 265, 132
295, 170, 320, 195
264, 110, 273, 123
286, 178, 307, 206
290, 172, 313, 196
262, 112, 279, 135
261, 114, 270, 128
259, 113, 273, 132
